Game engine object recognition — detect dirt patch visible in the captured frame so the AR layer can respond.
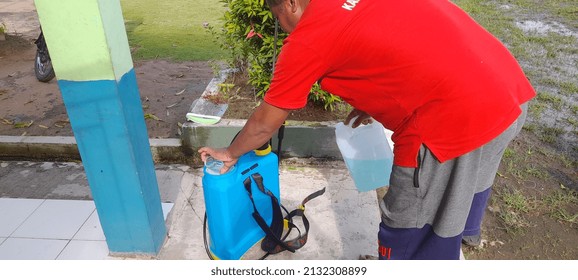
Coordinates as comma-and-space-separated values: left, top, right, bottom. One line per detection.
222, 71, 349, 122
463, 130, 577, 259
0, 34, 214, 139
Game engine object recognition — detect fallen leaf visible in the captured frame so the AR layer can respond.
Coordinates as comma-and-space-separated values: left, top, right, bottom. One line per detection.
54, 120, 69, 128
20, 131, 27, 136
14, 120, 34, 128
144, 113, 162, 121
174, 89, 185, 96
166, 102, 180, 109
38, 125, 49, 129
1, 118, 13, 125
490, 240, 504, 246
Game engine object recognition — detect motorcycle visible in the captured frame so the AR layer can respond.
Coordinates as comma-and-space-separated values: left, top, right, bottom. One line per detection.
34, 29, 55, 82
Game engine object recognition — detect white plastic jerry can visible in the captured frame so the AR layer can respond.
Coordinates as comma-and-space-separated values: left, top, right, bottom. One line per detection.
335, 120, 393, 192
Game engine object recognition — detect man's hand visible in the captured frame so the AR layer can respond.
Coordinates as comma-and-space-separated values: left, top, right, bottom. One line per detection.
197, 147, 238, 174
345, 109, 373, 128
197, 102, 289, 174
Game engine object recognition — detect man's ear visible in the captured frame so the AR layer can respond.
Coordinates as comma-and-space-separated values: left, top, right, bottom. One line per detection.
289, 0, 298, 13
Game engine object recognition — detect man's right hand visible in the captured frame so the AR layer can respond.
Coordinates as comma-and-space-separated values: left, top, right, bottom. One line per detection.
197, 147, 238, 174
344, 109, 373, 128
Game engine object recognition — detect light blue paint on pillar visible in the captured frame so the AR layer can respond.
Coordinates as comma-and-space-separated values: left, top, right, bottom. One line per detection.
35, 0, 166, 254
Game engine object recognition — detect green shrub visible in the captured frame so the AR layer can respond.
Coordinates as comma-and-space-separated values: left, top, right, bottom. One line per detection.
209, 0, 341, 111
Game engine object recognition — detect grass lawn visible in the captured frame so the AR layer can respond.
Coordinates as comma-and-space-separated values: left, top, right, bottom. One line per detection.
120, 0, 228, 61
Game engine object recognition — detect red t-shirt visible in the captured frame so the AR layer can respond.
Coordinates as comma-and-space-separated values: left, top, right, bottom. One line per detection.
264, 0, 536, 167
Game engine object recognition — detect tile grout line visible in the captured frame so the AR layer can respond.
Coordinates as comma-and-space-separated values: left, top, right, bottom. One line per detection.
54, 205, 98, 260
1, 237, 83, 241
69, 206, 98, 241
6, 198, 46, 239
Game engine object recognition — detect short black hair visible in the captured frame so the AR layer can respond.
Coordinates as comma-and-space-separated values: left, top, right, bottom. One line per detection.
265, 0, 283, 7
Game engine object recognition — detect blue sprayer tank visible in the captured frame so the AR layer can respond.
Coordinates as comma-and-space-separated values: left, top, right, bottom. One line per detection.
202, 146, 280, 260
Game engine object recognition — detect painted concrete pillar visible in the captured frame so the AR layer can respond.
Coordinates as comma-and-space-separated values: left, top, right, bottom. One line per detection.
34, 0, 166, 254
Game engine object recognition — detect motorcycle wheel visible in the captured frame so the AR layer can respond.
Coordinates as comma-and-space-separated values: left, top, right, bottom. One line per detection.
34, 48, 55, 82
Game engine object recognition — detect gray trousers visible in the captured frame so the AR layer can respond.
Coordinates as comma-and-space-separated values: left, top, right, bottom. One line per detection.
380, 103, 528, 238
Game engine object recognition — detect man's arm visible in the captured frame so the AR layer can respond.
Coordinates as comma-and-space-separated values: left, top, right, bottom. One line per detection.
228, 102, 289, 157
198, 102, 289, 173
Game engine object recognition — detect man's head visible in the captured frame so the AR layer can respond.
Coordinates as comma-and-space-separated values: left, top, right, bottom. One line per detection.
266, 0, 310, 33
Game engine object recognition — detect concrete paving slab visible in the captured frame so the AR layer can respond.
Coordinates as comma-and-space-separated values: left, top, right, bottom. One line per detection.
0, 160, 187, 203
158, 161, 382, 260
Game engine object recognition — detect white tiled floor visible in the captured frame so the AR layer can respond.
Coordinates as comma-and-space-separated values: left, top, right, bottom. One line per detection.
0, 198, 43, 237
0, 198, 173, 260
11, 200, 96, 240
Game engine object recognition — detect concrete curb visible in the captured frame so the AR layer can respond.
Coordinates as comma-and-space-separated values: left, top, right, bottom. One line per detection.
181, 119, 343, 160
0, 120, 344, 166
0, 136, 189, 164
0, 136, 80, 162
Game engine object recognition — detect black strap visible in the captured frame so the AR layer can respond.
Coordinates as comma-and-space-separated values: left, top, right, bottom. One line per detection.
243, 175, 294, 253
272, 187, 326, 253
243, 173, 326, 255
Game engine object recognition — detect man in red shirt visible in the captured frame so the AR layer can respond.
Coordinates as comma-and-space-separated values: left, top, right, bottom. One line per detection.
199, 0, 535, 259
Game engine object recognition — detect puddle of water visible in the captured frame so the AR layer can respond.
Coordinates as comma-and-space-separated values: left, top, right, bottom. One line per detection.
513, 19, 578, 158
516, 20, 577, 38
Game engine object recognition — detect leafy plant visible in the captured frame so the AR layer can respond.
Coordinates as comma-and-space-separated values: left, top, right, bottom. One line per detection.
208, 0, 341, 111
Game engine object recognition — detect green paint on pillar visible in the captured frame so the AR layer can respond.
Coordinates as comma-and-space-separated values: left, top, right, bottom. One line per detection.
97, 0, 134, 80
35, 0, 132, 81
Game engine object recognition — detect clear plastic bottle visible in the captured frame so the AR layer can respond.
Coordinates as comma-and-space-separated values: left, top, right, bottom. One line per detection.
205, 156, 225, 175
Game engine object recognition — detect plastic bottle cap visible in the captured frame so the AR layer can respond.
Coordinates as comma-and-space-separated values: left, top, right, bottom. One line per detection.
205, 156, 224, 175
254, 144, 271, 156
